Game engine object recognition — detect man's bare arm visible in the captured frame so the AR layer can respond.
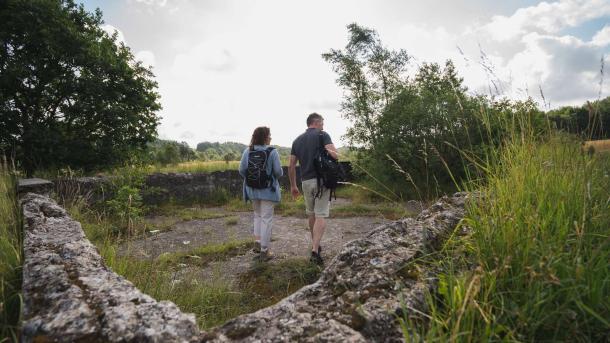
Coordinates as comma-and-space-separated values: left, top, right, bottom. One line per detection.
325, 143, 339, 160
288, 155, 300, 199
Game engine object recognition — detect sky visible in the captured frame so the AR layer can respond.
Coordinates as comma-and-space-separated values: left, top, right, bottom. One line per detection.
81, 0, 610, 148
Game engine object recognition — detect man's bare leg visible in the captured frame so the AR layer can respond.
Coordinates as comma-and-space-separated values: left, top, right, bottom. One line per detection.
308, 214, 315, 240
312, 217, 326, 253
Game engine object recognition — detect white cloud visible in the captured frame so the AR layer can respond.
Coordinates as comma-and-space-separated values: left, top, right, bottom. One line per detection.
454, 1, 610, 107
180, 131, 194, 139
100, 24, 126, 45
99, 0, 610, 147
592, 25, 610, 46
169, 43, 236, 77
483, 0, 610, 41
135, 50, 156, 68
134, 0, 169, 7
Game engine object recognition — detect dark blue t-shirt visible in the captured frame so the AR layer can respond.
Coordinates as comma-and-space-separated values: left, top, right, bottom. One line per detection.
290, 128, 333, 181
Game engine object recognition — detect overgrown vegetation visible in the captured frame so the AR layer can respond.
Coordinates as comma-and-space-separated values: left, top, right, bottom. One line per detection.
400, 106, 610, 342
0, 169, 22, 342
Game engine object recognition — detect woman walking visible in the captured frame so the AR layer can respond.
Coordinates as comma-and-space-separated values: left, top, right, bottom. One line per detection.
239, 126, 283, 261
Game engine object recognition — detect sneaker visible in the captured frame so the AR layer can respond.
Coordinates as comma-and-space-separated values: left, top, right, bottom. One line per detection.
310, 251, 324, 266
255, 249, 273, 262
252, 241, 261, 254
318, 245, 322, 255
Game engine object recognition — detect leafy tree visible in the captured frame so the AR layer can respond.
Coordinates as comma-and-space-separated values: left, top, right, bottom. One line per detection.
147, 139, 195, 166
324, 24, 536, 198
223, 152, 235, 164
322, 23, 409, 148
0, 0, 161, 175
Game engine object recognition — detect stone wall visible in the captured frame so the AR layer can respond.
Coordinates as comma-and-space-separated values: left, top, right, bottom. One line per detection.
19, 184, 468, 342
55, 162, 353, 205
142, 162, 353, 205
20, 193, 200, 343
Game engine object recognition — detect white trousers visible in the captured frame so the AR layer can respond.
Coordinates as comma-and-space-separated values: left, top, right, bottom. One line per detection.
252, 199, 274, 250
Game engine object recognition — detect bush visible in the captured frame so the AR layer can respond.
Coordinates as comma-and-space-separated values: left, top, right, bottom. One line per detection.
105, 186, 144, 237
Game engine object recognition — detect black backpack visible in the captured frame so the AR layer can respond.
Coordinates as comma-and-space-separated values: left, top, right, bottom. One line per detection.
245, 147, 276, 189
313, 133, 344, 200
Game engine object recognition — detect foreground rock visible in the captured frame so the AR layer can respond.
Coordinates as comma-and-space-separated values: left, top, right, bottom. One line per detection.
19, 191, 467, 342
205, 192, 468, 342
20, 193, 200, 343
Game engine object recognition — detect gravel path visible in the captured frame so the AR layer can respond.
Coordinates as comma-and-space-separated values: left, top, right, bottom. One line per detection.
121, 199, 405, 285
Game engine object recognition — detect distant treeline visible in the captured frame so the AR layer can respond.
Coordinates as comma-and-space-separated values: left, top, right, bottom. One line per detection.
144, 140, 295, 166
195, 141, 291, 161
548, 96, 610, 140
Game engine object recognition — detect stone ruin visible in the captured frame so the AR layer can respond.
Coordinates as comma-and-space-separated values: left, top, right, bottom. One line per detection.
51, 162, 354, 206
19, 184, 467, 342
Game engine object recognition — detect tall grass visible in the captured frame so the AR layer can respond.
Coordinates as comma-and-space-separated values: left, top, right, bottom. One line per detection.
404, 114, 610, 341
0, 169, 22, 342
150, 160, 241, 174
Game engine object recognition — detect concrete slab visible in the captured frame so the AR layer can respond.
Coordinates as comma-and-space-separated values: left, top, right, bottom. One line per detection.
17, 178, 54, 197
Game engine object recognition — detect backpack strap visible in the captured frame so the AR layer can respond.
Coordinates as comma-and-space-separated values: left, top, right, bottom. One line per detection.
264, 147, 276, 191
315, 133, 324, 199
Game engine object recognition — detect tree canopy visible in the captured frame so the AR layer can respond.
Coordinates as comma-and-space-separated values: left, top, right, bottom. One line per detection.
0, 0, 161, 175
324, 23, 543, 198
547, 96, 610, 139
147, 139, 196, 166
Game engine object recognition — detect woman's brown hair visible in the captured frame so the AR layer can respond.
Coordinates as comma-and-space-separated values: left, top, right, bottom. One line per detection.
250, 126, 271, 148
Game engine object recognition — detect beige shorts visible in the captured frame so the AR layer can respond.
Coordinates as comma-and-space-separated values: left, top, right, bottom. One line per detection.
302, 178, 331, 218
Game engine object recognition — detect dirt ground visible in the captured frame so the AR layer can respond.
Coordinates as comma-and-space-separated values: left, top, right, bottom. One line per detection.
121, 198, 404, 285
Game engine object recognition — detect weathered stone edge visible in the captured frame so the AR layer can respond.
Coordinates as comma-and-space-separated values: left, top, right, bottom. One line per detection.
205, 192, 468, 342
20, 192, 201, 343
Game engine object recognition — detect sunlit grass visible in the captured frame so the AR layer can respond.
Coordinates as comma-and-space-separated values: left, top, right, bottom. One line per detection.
404, 129, 610, 341
0, 170, 22, 342
151, 160, 241, 174
583, 138, 610, 154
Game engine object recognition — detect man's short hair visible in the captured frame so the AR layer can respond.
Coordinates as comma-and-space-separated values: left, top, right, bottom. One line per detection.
306, 113, 324, 126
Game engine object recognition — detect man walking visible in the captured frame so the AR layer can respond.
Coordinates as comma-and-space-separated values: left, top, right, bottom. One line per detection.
289, 113, 338, 265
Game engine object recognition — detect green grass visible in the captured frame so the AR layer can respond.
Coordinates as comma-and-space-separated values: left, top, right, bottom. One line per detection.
99, 243, 256, 329
334, 183, 392, 203
332, 203, 412, 220
0, 170, 22, 342
404, 132, 610, 341
224, 197, 252, 212
156, 240, 255, 267
151, 160, 241, 174
155, 204, 228, 221
224, 216, 239, 226
223, 186, 410, 219
103, 244, 321, 329
238, 257, 322, 304
72, 203, 322, 330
